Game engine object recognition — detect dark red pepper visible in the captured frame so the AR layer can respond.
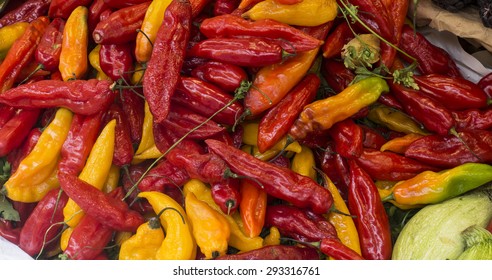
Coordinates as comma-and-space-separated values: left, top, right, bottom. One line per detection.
210, 178, 241, 214
327, 118, 364, 159
190, 61, 248, 93
153, 121, 180, 154
103, 0, 150, 9
99, 43, 134, 82
88, 0, 112, 35
216, 245, 320, 260
0, 104, 15, 128
414, 74, 488, 110
0, 79, 117, 116
34, 17, 65, 72
321, 58, 355, 93
103, 103, 134, 167
92, 1, 151, 45
18, 188, 69, 257
322, 21, 354, 59
478, 72, 492, 99
48, 0, 92, 19
137, 159, 190, 193
0, 0, 50, 28
58, 173, 145, 232
213, 0, 240, 15
0, 219, 21, 245
377, 93, 404, 112
315, 238, 364, 260
0, 108, 41, 157
121, 161, 155, 215
347, 159, 392, 260
257, 73, 319, 153
143, 0, 192, 124
172, 77, 244, 126
360, 125, 389, 150
119, 89, 145, 145
188, 37, 289, 67
452, 107, 492, 131
11, 200, 37, 228
264, 204, 337, 242
205, 139, 333, 214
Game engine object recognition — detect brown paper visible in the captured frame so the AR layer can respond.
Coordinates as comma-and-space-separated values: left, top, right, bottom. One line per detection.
409, 0, 492, 52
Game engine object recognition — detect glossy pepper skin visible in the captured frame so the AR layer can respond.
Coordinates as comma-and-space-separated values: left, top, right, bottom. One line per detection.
0, 219, 21, 245
190, 61, 248, 93
0, 22, 29, 60
205, 139, 333, 214
92, 1, 151, 45
7, 127, 41, 174
322, 21, 354, 59
290, 77, 389, 140
59, 6, 89, 81
143, 0, 191, 124
452, 108, 492, 131
239, 179, 267, 238
137, 159, 190, 193
478, 72, 492, 99
210, 178, 241, 215
0, 109, 41, 157
34, 17, 65, 72
18, 189, 68, 257
388, 163, 492, 206
88, 0, 111, 35
321, 58, 355, 93
367, 105, 428, 136
99, 43, 134, 82
48, 0, 92, 19
315, 238, 365, 260
327, 118, 364, 159
0, 0, 50, 28
119, 218, 165, 260
103, 103, 134, 167
0, 79, 117, 116
257, 73, 319, 153
347, 159, 392, 260
0, 16, 49, 94
217, 245, 320, 260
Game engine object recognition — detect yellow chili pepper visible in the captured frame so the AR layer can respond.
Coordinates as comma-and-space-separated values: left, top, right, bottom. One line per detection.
0, 22, 30, 60
59, 6, 88, 81
379, 133, 424, 154
241, 144, 278, 161
291, 145, 316, 180
63, 119, 116, 228
119, 218, 165, 260
321, 173, 362, 256
138, 191, 196, 260
263, 226, 281, 246
131, 62, 145, 85
183, 179, 264, 252
59, 227, 73, 252
135, 0, 173, 63
4, 108, 73, 202
132, 144, 163, 163
102, 164, 120, 193
367, 105, 428, 135
88, 45, 111, 81
242, 121, 302, 153
242, 0, 338, 26
185, 192, 231, 259
134, 101, 157, 156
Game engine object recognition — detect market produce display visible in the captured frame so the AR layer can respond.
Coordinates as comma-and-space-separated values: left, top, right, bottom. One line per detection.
0, 0, 492, 261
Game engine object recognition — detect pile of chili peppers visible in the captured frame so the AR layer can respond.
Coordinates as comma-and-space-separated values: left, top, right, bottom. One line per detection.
1, 0, 492, 261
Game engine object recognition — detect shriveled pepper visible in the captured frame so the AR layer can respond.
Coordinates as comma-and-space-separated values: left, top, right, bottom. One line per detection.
242, 0, 338, 27
102, 103, 134, 167
185, 191, 230, 259
289, 77, 389, 140
0, 0, 50, 28
59, 6, 89, 81
327, 118, 364, 159
34, 17, 65, 72
210, 179, 241, 215
217, 244, 320, 260
4, 108, 73, 203
119, 217, 165, 260
138, 191, 196, 260
385, 163, 492, 206
0, 22, 29, 60
99, 43, 134, 82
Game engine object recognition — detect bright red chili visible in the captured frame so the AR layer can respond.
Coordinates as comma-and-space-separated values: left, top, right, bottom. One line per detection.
0, 108, 41, 157
0, 0, 50, 28
210, 178, 241, 214
48, 0, 92, 19
327, 118, 364, 159
190, 61, 248, 93
102, 103, 134, 167
99, 43, 134, 82
34, 17, 65, 72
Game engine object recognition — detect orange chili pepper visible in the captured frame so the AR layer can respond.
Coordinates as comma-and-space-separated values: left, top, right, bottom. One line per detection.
239, 179, 267, 238
59, 6, 89, 81
379, 133, 424, 154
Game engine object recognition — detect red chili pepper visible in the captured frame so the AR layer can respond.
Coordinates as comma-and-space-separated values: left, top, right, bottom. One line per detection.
138, 159, 190, 193
399, 24, 462, 77
34, 17, 65, 72
0, 0, 50, 28
0, 79, 117, 116
99, 43, 134, 82
478, 72, 492, 99
377, 93, 404, 112
92, 1, 151, 45
120, 162, 154, 215
11, 201, 37, 228
316, 143, 349, 199
48, 0, 92, 19
119, 90, 145, 145
172, 77, 244, 126
265, 204, 337, 242
360, 125, 389, 150
58, 173, 145, 232
414, 74, 488, 110
63, 188, 124, 260
103, 0, 150, 9
347, 159, 392, 260
0, 104, 16, 128
216, 245, 320, 260
390, 81, 454, 136
199, 14, 323, 52
88, 0, 112, 35
143, 0, 192, 124
188, 37, 289, 67
452, 107, 492, 131
18, 189, 69, 257
205, 139, 333, 214
7, 128, 41, 174
322, 21, 354, 59
153, 121, 180, 153
0, 108, 41, 157
213, 0, 240, 15
190, 61, 248, 93
0, 16, 49, 94
0, 219, 21, 245
210, 178, 241, 214
316, 238, 365, 260
327, 118, 364, 159
257, 73, 318, 153
321, 58, 355, 93
103, 103, 134, 167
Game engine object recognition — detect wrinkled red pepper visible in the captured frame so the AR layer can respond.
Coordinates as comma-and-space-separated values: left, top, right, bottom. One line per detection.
316, 238, 364, 260
88, 0, 112, 35
99, 43, 134, 82
34, 17, 65, 72
478, 72, 492, 99
452, 107, 492, 131
321, 58, 355, 93
103, 103, 134, 167
190, 61, 248, 93
327, 118, 364, 159
137, 159, 190, 193
322, 21, 354, 59
103, 0, 150, 9
0, 219, 21, 245
119, 89, 145, 144
0, 108, 41, 157
0, 0, 50, 28
213, 0, 240, 15
0, 104, 16, 128
48, 0, 92, 19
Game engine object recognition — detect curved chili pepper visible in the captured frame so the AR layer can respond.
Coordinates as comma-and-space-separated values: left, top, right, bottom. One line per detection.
0, 0, 50, 28
48, 0, 92, 19
119, 218, 165, 260
88, 0, 112, 35
137, 159, 190, 193
34, 17, 65, 72
188, 37, 290, 68
119, 89, 145, 144
377, 93, 404, 111
206, 139, 333, 214
199, 14, 323, 52
238, 178, 267, 238
0, 79, 117, 116
360, 125, 389, 150
59, 173, 144, 232
143, 0, 191, 124
216, 244, 320, 260
327, 118, 364, 159
214, 0, 240, 15
265, 204, 337, 242
103, 103, 134, 167
0, 109, 40, 157
452, 107, 492, 131
18, 189, 68, 257
99, 43, 134, 82
316, 142, 350, 198
92, 1, 151, 45
172, 77, 244, 126
380, 133, 424, 154
190, 61, 248, 93
0, 16, 49, 93
322, 21, 354, 59
347, 159, 392, 260
414, 74, 488, 110
257, 73, 318, 153
313, 238, 364, 260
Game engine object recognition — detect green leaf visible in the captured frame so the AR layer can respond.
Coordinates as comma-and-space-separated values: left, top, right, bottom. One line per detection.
0, 192, 20, 222
0, 158, 11, 186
